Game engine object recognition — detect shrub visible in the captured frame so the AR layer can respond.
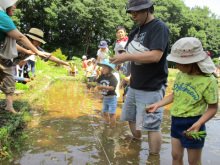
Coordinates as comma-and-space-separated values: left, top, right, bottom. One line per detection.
71, 56, 83, 70
212, 58, 219, 66
48, 48, 68, 66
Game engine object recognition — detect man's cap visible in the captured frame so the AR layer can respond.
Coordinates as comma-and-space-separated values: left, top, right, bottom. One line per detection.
126, 0, 155, 13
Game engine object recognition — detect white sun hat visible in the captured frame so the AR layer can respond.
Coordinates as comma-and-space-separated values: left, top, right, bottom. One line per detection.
167, 37, 216, 74
197, 55, 216, 74
82, 55, 87, 59
167, 37, 207, 64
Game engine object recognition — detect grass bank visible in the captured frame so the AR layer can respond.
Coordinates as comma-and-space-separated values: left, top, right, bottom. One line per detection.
0, 58, 81, 160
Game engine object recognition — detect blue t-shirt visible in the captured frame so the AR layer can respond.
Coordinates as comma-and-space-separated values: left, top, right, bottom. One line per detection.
0, 11, 17, 43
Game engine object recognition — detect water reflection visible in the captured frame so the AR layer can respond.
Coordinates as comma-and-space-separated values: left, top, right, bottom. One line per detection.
2, 80, 220, 165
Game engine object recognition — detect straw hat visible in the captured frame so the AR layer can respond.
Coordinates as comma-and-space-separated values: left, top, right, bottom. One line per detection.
25, 28, 46, 44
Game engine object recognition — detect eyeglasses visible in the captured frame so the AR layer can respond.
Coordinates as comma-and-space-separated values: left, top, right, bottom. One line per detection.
129, 11, 138, 16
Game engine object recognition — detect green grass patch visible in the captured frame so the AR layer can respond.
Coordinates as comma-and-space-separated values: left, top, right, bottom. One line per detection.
0, 57, 84, 160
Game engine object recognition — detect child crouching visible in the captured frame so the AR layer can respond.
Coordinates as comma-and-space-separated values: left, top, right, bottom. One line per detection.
95, 59, 118, 127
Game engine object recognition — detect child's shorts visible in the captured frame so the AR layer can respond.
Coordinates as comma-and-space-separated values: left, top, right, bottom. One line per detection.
171, 116, 206, 149
102, 95, 117, 114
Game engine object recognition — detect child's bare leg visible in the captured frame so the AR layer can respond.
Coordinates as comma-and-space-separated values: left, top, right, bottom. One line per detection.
187, 148, 202, 165
103, 112, 110, 124
171, 137, 184, 165
109, 114, 116, 127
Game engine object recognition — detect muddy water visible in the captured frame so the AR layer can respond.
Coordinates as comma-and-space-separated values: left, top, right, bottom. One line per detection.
4, 80, 220, 165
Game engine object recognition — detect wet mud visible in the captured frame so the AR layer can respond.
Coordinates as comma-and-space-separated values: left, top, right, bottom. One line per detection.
2, 80, 220, 165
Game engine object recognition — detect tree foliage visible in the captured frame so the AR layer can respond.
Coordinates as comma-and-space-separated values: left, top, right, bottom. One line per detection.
12, 0, 220, 59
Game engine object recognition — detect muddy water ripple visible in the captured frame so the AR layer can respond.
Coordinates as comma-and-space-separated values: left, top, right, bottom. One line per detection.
4, 80, 220, 165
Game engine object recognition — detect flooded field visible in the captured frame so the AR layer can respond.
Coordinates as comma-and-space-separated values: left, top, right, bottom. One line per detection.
2, 80, 220, 165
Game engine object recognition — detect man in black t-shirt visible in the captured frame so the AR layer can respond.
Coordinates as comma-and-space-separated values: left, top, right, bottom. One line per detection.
110, 0, 170, 155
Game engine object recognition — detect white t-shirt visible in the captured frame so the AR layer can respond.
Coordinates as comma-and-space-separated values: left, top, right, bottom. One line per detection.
25, 46, 44, 62
24, 54, 37, 62
113, 72, 120, 98
97, 48, 109, 63
91, 65, 98, 77
86, 65, 93, 77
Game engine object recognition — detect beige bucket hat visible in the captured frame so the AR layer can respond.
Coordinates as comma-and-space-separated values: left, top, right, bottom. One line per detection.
167, 37, 216, 74
25, 28, 46, 44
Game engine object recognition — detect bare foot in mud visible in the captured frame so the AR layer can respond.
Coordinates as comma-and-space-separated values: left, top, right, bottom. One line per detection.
5, 107, 17, 114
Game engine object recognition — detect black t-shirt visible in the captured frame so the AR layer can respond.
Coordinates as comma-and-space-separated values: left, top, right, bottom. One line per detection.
96, 74, 118, 96
126, 18, 170, 91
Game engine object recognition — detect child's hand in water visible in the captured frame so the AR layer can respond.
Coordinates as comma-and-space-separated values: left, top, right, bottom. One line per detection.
145, 103, 159, 113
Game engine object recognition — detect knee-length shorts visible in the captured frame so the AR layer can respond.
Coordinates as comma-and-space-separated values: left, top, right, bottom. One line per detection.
120, 85, 166, 131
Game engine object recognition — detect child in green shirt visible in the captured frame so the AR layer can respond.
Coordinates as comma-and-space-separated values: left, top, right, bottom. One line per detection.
146, 37, 218, 165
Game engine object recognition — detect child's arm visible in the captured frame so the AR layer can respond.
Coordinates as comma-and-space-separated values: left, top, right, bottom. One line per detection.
125, 75, 131, 82
97, 56, 100, 63
97, 85, 115, 91
119, 79, 124, 89
87, 82, 98, 85
146, 92, 174, 113
187, 103, 218, 132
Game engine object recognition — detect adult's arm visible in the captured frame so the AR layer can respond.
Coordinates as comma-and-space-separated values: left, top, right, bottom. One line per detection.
110, 49, 163, 65
6, 29, 50, 57
14, 76, 25, 82
16, 44, 34, 55
47, 56, 69, 66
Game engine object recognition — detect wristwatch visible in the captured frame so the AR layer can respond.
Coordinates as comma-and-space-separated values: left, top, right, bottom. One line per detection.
44, 55, 52, 62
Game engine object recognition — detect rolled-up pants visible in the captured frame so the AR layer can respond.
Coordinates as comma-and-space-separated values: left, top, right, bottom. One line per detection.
0, 62, 15, 96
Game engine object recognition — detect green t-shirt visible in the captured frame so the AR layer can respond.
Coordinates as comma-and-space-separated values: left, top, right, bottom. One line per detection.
170, 72, 219, 117
0, 11, 17, 43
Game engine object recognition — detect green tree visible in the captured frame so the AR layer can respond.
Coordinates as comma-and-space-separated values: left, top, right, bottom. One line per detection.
12, 0, 220, 59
